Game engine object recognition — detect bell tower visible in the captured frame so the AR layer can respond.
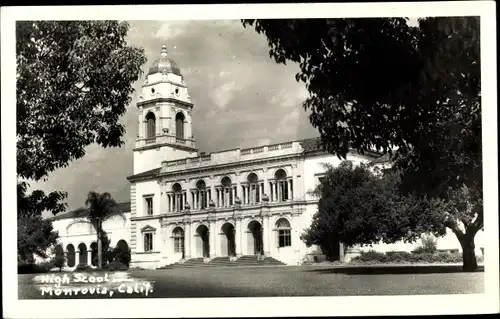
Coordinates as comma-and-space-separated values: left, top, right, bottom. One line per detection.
133, 45, 198, 174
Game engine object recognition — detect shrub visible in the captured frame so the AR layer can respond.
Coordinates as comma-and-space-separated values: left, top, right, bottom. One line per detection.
18, 261, 54, 274
412, 234, 438, 254
113, 246, 131, 268
386, 251, 413, 263
353, 250, 388, 263
51, 255, 66, 272
108, 261, 129, 271
73, 264, 92, 272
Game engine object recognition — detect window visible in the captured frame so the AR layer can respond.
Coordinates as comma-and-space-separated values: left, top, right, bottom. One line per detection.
276, 218, 292, 248
145, 112, 156, 140
278, 229, 292, 247
145, 197, 154, 215
144, 233, 153, 252
173, 228, 185, 253
175, 112, 185, 140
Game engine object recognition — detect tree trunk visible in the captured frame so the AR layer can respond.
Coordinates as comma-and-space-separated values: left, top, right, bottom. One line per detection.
459, 234, 478, 272
97, 223, 102, 269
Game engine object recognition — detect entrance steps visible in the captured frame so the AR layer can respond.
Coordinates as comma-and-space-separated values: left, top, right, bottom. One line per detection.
158, 255, 286, 269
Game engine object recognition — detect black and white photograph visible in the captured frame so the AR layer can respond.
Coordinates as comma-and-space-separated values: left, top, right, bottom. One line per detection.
1, 2, 498, 318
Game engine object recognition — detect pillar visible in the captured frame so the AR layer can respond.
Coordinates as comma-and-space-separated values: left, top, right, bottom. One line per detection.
87, 250, 93, 267
232, 187, 237, 205
288, 179, 292, 201
292, 214, 300, 253
75, 250, 80, 266
263, 215, 271, 255
235, 218, 242, 257
217, 189, 222, 207
185, 223, 191, 259
209, 220, 216, 257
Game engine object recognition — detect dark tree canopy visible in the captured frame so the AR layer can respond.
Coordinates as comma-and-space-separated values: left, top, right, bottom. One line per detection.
17, 21, 147, 182
301, 161, 446, 257
244, 17, 482, 270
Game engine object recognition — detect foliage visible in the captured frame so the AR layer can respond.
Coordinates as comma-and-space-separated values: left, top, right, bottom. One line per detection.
16, 21, 146, 269
18, 261, 55, 274
17, 214, 59, 263
73, 264, 93, 272
113, 246, 131, 268
349, 250, 475, 264
243, 17, 482, 270
107, 261, 129, 271
51, 255, 66, 272
301, 161, 444, 258
412, 234, 438, 254
16, 21, 147, 182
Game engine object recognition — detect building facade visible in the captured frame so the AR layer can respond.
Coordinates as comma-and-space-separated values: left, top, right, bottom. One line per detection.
47, 45, 483, 270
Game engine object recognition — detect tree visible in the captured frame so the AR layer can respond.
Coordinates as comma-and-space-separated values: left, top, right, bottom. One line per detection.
16, 21, 146, 262
243, 17, 482, 271
51, 247, 66, 272
68, 192, 126, 268
17, 214, 59, 264
301, 161, 444, 260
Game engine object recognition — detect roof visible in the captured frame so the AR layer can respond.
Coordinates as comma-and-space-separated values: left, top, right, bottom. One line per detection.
147, 45, 181, 76
126, 167, 161, 181
47, 201, 131, 221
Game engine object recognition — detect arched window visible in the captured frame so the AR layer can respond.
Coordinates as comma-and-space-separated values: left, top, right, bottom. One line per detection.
246, 172, 262, 205
276, 218, 292, 248
66, 244, 75, 267
273, 169, 292, 202
172, 227, 185, 254
175, 112, 185, 140
145, 112, 156, 141
218, 176, 234, 208
169, 183, 184, 212
194, 180, 209, 210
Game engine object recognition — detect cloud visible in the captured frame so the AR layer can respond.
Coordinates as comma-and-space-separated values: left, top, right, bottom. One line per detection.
154, 21, 189, 40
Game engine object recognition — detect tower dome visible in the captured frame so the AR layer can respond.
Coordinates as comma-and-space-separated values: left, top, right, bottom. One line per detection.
147, 45, 182, 76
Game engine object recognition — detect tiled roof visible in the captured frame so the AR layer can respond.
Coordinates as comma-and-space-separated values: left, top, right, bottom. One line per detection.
47, 202, 131, 221
126, 167, 161, 181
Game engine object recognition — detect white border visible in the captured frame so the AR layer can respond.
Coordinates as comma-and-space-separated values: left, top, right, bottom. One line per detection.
1, 2, 498, 318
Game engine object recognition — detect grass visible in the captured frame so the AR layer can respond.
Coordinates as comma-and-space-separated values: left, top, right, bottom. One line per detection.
18, 265, 484, 299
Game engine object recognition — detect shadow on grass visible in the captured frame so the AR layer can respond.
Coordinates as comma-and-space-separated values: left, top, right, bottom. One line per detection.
304, 265, 484, 275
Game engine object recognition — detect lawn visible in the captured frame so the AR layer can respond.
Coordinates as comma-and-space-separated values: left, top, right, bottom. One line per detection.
18, 265, 484, 299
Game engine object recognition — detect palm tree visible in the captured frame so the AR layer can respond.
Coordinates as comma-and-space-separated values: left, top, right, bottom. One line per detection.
67, 191, 125, 268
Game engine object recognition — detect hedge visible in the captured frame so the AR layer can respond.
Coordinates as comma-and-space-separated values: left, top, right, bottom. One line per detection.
350, 250, 483, 264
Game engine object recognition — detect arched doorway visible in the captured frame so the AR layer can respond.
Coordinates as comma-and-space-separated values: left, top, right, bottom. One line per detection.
66, 244, 75, 267
196, 225, 210, 258
90, 242, 98, 266
54, 244, 64, 256
248, 220, 263, 255
78, 243, 88, 265
221, 223, 236, 257
172, 227, 185, 259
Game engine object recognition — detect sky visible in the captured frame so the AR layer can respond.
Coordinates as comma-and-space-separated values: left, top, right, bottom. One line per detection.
36, 20, 319, 216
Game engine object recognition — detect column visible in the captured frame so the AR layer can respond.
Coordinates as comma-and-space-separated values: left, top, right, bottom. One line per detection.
210, 184, 216, 204
184, 223, 191, 259
75, 250, 80, 266
276, 182, 281, 202
263, 215, 270, 255
292, 214, 300, 253
235, 218, 242, 257
182, 191, 187, 210
167, 194, 171, 212
188, 191, 193, 210
87, 250, 93, 267
288, 179, 292, 201
217, 188, 222, 207
209, 220, 216, 257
